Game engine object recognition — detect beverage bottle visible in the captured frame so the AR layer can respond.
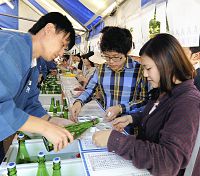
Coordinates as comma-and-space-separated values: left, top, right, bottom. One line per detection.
7, 162, 17, 176
41, 86, 46, 94
16, 131, 31, 140
49, 97, 55, 112
53, 105, 57, 116
16, 133, 31, 164
56, 100, 61, 112
36, 151, 49, 176
63, 106, 68, 119
52, 157, 61, 176
43, 118, 100, 152
62, 99, 68, 119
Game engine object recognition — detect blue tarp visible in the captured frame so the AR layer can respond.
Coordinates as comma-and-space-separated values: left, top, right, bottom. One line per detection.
89, 21, 105, 39
0, 0, 18, 29
141, 0, 166, 7
55, 0, 102, 30
28, 0, 47, 14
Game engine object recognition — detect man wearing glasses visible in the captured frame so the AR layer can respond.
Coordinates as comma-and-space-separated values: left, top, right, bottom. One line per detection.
70, 27, 148, 125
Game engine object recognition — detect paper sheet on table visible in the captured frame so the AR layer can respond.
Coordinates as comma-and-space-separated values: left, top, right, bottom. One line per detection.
81, 150, 151, 176
78, 138, 151, 176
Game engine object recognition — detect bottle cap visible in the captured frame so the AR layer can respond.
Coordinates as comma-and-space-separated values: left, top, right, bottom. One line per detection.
18, 133, 24, 139
53, 157, 61, 163
7, 162, 16, 169
38, 151, 45, 157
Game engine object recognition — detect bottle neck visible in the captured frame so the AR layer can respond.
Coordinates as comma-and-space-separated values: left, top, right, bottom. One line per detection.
53, 163, 61, 170
38, 157, 46, 166
51, 99, 55, 105
18, 139, 26, 149
8, 168, 17, 176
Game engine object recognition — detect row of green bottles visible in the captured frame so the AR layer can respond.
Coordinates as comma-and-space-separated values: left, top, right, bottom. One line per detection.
43, 118, 100, 152
49, 98, 68, 119
41, 75, 61, 94
7, 154, 61, 176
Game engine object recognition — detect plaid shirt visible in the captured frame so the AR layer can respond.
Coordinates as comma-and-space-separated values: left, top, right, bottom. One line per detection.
77, 57, 148, 114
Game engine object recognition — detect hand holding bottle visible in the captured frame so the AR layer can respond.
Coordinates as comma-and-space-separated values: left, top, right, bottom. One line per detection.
19, 116, 74, 152
42, 122, 73, 152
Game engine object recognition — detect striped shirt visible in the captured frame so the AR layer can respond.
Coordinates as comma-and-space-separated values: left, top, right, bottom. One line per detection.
77, 57, 148, 114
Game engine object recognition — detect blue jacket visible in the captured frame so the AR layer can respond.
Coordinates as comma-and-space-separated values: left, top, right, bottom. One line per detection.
0, 30, 47, 141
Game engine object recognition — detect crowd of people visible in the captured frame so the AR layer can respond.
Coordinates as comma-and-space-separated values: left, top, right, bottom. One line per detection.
0, 11, 199, 176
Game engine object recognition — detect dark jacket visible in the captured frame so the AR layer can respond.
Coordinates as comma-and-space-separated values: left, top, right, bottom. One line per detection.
108, 80, 200, 176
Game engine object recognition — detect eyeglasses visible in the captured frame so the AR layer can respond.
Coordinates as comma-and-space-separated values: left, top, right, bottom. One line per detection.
101, 55, 123, 62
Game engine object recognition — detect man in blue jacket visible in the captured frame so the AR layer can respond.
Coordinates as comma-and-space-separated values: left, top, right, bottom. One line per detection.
0, 12, 75, 160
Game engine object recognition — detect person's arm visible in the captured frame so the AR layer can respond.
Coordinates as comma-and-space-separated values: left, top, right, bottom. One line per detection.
70, 69, 99, 122
107, 97, 199, 176
76, 69, 99, 104
0, 76, 73, 151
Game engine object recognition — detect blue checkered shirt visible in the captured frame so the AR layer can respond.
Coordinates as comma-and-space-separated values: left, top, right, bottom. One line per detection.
77, 57, 148, 114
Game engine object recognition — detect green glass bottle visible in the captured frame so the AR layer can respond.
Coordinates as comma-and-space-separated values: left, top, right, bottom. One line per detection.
43, 118, 100, 152
36, 151, 49, 176
56, 100, 61, 112
62, 99, 68, 119
7, 162, 17, 176
63, 106, 68, 119
53, 105, 57, 116
41, 86, 46, 94
49, 97, 55, 112
62, 99, 69, 119
52, 157, 61, 176
16, 133, 31, 164
16, 131, 31, 140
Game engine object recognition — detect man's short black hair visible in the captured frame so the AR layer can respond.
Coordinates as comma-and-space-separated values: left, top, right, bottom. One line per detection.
29, 12, 75, 50
100, 26, 132, 56
100, 26, 110, 34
